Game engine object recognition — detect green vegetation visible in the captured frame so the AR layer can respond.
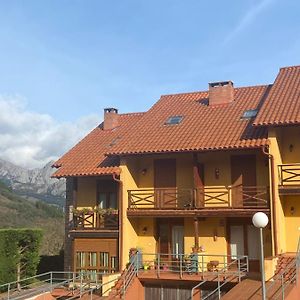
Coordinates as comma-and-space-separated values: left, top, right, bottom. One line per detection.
0, 229, 42, 285
0, 180, 64, 256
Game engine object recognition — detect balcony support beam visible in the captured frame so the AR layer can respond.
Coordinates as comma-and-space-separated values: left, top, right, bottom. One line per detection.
194, 217, 199, 250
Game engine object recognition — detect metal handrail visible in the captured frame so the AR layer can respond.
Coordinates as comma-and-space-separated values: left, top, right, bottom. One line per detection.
190, 255, 249, 300
122, 253, 138, 299
8, 274, 82, 300
66, 277, 118, 300
265, 236, 300, 299
0, 271, 107, 300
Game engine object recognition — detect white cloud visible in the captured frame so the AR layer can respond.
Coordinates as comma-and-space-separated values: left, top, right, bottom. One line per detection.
223, 0, 275, 45
0, 95, 100, 169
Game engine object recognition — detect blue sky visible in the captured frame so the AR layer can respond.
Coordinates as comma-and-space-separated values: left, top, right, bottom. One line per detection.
0, 0, 299, 168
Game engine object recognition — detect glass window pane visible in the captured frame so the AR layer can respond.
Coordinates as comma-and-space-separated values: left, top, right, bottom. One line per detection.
98, 193, 107, 208
109, 193, 117, 209
76, 252, 85, 268
88, 252, 97, 267
111, 256, 118, 272
100, 252, 109, 267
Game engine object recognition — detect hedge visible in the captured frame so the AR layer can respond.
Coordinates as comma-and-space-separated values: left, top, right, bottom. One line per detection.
0, 229, 43, 285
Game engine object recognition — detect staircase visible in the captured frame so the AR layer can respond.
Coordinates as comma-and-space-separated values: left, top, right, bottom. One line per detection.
274, 254, 297, 283
221, 252, 298, 299
106, 271, 125, 299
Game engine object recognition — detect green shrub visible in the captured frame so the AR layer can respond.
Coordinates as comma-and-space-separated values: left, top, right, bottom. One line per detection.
0, 229, 42, 285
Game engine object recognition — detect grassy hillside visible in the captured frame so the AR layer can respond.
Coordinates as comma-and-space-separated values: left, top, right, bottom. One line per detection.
0, 180, 64, 255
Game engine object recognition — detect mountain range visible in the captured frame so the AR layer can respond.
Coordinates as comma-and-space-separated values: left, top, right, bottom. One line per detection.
0, 158, 65, 207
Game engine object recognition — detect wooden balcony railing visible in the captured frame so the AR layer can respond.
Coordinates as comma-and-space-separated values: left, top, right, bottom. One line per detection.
73, 209, 118, 230
128, 186, 269, 211
278, 164, 300, 186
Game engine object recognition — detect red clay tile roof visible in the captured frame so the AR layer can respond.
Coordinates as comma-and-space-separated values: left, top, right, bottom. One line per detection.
52, 113, 144, 178
254, 66, 300, 126
107, 85, 270, 155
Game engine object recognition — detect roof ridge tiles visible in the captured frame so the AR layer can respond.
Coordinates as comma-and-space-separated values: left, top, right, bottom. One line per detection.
280, 65, 300, 70
160, 84, 269, 98
119, 112, 145, 116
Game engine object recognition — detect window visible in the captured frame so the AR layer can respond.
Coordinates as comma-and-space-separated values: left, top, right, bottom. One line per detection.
98, 192, 117, 209
88, 252, 97, 267
100, 252, 110, 273
165, 116, 183, 125
76, 252, 85, 268
97, 181, 118, 209
241, 109, 258, 119
111, 257, 118, 273
75, 251, 118, 274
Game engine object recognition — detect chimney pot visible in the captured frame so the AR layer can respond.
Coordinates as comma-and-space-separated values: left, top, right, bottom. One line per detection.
208, 81, 234, 106
103, 107, 119, 130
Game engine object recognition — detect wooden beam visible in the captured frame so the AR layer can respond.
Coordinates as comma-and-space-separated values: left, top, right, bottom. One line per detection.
194, 217, 199, 249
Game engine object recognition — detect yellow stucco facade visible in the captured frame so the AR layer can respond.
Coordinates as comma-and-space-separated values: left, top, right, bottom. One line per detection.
70, 125, 299, 278
268, 127, 300, 255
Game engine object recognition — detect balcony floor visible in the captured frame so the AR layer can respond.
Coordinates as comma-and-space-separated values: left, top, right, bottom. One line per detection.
127, 208, 270, 218
279, 185, 300, 195
137, 269, 243, 283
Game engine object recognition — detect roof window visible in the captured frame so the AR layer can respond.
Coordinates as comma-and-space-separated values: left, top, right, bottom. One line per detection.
165, 116, 183, 125
241, 109, 258, 119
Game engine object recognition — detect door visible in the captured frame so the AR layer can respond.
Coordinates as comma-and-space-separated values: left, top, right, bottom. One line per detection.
154, 159, 176, 208
231, 155, 256, 207
157, 219, 184, 261
194, 162, 205, 207
230, 225, 244, 258
228, 221, 261, 272
247, 225, 260, 271
172, 226, 184, 258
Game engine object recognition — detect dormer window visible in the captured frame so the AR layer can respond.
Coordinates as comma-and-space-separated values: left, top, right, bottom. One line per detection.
241, 109, 258, 119
165, 116, 183, 125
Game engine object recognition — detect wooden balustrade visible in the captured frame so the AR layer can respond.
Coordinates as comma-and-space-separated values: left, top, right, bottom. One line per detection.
278, 164, 300, 186
128, 186, 269, 211
73, 210, 118, 230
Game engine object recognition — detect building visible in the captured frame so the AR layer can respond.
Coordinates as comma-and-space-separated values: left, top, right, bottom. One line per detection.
52, 65, 300, 299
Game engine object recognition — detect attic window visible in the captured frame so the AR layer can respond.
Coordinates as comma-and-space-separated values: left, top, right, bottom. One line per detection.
241, 109, 258, 119
165, 116, 183, 125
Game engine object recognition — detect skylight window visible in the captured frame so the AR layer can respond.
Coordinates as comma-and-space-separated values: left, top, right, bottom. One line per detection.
165, 116, 183, 125
241, 109, 258, 119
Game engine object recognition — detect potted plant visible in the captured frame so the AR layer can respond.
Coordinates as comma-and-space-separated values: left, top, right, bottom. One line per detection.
143, 263, 150, 270
191, 245, 200, 253
129, 247, 138, 256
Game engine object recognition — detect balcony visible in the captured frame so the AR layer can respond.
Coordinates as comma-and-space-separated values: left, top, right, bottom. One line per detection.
72, 208, 118, 231
127, 186, 269, 217
130, 252, 248, 283
278, 163, 300, 195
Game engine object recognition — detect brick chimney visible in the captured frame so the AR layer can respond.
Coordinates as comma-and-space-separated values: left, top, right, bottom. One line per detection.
103, 108, 119, 130
208, 81, 234, 106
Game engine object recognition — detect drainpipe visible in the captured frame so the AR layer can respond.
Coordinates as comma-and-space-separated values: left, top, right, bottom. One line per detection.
262, 146, 278, 256
113, 173, 123, 271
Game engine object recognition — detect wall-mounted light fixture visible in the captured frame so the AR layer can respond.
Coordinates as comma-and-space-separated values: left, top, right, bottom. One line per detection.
215, 168, 220, 179
291, 206, 295, 215
289, 144, 294, 152
142, 226, 148, 235
213, 228, 218, 241
141, 168, 147, 175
